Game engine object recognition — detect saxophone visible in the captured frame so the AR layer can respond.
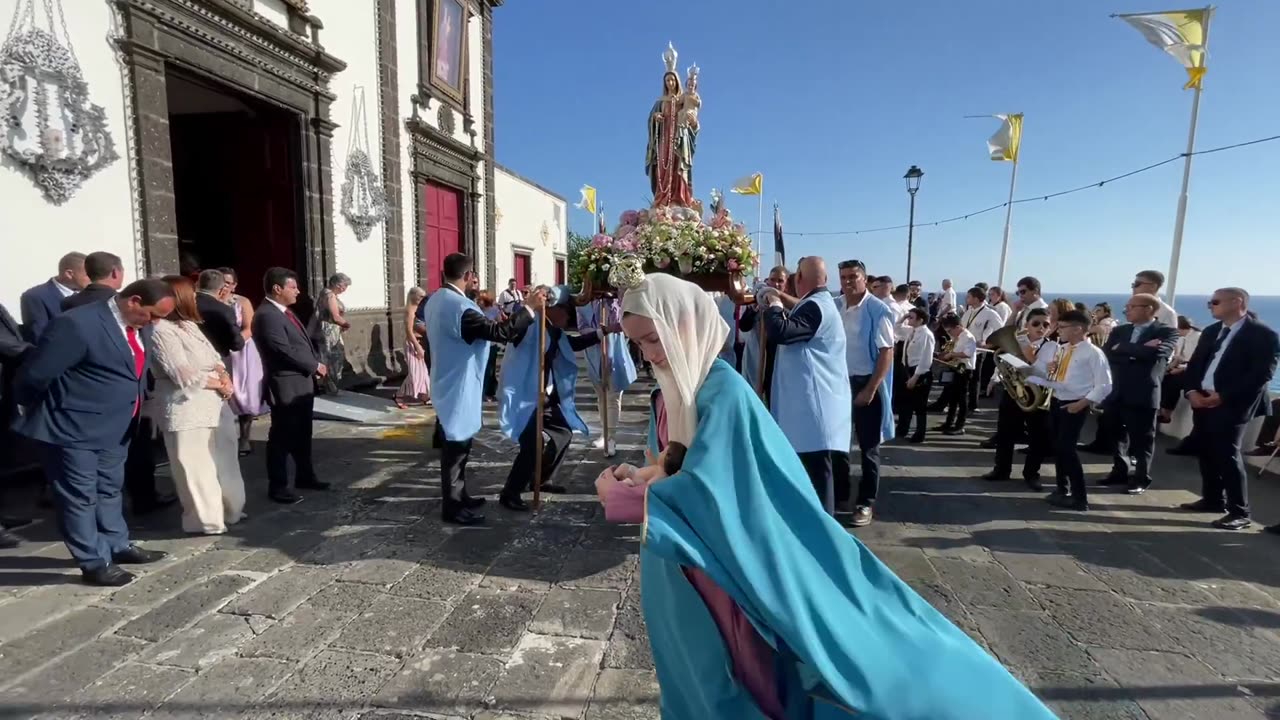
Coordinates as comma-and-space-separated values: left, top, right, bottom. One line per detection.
933, 336, 964, 371
987, 326, 1053, 412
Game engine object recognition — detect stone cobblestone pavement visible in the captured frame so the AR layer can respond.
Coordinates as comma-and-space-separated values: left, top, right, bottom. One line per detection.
3, 380, 1280, 719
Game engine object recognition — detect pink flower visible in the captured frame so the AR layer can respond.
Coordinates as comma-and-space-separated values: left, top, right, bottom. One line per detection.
616, 232, 638, 252
728, 259, 740, 271
619, 210, 640, 227
591, 234, 613, 248
732, 222, 747, 234
615, 224, 636, 240
656, 256, 671, 269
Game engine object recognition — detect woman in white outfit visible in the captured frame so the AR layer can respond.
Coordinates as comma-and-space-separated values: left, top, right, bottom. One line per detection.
149, 275, 247, 534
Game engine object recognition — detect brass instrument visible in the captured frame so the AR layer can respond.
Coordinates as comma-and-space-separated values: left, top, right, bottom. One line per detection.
987, 325, 1053, 412
933, 336, 966, 372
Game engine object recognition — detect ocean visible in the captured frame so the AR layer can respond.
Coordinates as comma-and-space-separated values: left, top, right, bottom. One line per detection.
1063, 293, 1280, 393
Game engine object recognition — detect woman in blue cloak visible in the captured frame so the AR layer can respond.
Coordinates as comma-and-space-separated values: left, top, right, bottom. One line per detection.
595, 273, 1056, 720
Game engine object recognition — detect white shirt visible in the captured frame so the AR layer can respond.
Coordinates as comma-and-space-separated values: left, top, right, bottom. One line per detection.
498, 287, 523, 310
938, 287, 958, 316
991, 301, 1013, 324
904, 326, 935, 376
840, 293, 896, 377
1010, 297, 1049, 329
948, 329, 978, 371
55, 280, 77, 299
1201, 320, 1243, 393
1028, 339, 1112, 404
1175, 329, 1200, 365
1155, 296, 1177, 328
961, 304, 1003, 344
107, 298, 141, 358
1029, 337, 1058, 372
892, 300, 914, 342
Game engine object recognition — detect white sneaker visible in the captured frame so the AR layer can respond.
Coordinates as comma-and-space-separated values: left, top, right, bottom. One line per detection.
592, 436, 607, 450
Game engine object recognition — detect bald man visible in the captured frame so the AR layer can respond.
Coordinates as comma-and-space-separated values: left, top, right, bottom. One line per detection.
759, 257, 852, 517
738, 264, 789, 402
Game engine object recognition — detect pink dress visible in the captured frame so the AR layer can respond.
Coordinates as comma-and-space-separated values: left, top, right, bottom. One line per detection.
398, 339, 431, 401
228, 298, 267, 417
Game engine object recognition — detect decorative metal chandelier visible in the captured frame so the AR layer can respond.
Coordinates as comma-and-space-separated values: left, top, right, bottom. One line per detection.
339, 86, 388, 242
0, 0, 118, 204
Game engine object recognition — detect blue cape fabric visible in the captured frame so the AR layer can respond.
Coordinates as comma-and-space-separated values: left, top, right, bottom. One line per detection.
578, 301, 638, 391
496, 317, 588, 441
639, 360, 1056, 719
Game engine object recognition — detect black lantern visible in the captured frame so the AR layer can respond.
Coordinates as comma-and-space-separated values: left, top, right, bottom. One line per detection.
904, 165, 924, 195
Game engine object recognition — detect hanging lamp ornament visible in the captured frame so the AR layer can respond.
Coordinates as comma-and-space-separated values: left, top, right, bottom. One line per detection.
339, 86, 389, 242
0, 0, 118, 204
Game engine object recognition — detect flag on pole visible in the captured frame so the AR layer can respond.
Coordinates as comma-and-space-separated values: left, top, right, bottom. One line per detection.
1116, 8, 1212, 90
598, 202, 607, 235
575, 185, 597, 214
772, 203, 786, 268
986, 113, 1023, 162
730, 172, 763, 196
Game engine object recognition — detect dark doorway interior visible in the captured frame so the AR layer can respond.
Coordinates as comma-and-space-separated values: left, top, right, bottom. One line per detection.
167, 70, 303, 305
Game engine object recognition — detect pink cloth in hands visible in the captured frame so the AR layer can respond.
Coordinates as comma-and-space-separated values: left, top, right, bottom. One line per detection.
602, 479, 646, 524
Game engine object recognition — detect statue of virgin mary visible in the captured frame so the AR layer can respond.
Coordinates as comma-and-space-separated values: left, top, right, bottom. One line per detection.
645, 43, 697, 208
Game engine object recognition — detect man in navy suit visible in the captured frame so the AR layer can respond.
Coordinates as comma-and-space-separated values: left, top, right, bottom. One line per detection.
1178, 287, 1280, 531
19, 252, 88, 342
0, 301, 34, 548
12, 279, 177, 586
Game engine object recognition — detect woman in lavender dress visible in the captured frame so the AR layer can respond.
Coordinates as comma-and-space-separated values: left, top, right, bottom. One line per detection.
219, 268, 267, 455
394, 287, 431, 408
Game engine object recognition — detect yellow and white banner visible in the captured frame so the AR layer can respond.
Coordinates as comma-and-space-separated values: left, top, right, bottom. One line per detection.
575, 185, 597, 214
987, 113, 1023, 162
730, 172, 763, 196
1116, 8, 1212, 90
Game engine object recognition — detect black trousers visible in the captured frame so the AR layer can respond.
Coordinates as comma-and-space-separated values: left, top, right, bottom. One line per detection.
939, 370, 970, 428
1050, 399, 1090, 501
1193, 409, 1250, 518
1106, 404, 1158, 488
1159, 371, 1188, 412
483, 345, 500, 399
266, 396, 316, 494
993, 392, 1049, 481
979, 349, 998, 396
1259, 401, 1280, 448
848, 375, 885, 507
434, 421, 476, 515
124, 416, 160, 507
896, 369, 931, 438
891, 342, 907, 415
799, 450, 849, 516
967, 354, 990, 409
502, 403, 573, 499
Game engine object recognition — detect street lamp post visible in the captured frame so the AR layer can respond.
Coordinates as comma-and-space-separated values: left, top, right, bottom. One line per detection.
903, 165, 924, 283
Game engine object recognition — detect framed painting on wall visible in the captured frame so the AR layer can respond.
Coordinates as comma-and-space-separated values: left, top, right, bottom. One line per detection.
429, 0, 469, 105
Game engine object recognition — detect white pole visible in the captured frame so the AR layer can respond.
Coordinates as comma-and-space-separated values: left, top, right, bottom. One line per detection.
1165, 8, 1212, 307
757, 191, 764, 274
996, 158, 1019, 289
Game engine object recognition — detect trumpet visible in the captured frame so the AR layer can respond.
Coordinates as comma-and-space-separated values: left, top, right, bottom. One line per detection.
933, 336, 966, 372
987, 326, 1052, 412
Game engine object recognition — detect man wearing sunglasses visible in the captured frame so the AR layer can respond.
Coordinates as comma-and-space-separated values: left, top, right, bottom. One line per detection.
1006, 276, 1048, 330
1130, 270, 1178, 328
1178, 288, 1279, 530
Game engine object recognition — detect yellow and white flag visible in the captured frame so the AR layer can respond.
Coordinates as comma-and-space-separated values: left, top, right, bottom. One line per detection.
575, 185, 597, 214
730, 172, 763, 196
1116, 8, 1212, 90
986, 113, 1023, 162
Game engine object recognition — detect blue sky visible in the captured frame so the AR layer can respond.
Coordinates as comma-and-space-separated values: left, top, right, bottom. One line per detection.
492, 1, 1279, 296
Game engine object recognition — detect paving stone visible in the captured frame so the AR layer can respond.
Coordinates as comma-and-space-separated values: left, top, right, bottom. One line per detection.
117, 573, 254, 642
1090, 648, 1269, 719
229, 527, 329, 574
1145, 605, 1280, 681
970, 608, 1096, 677
334, 593, 450, 658
0, 606, 130, 680
993, 552, 1110, 591
603, 584, 653, 671
585, 668, 661, 720
915, 530, 996, 563
1029, 586, 1175, 652
530, 587, 620, 639
864, 545, 938, 583
303, 581, 388, 617
508, 521, 587, 558
907, 580, 986, 649
260, 649, 402, 719
482, 552, 565, 591
300, 524, 396, 566
557, 550, 637, 593
371, 647, 504, 716
144, 613, 256, 669
534, 499, 600, 526
579, 522, 642, 553
148, 657, 296, 719
491, 633, 607, 717
2, 635, 147, 708
427, 589, 542, 655
1073, 545, 1217, 606
1027, 671, 1147, 720
60, 662, 195, 720
222, 566, 336, 619
0, 584, 113, 644
239, 605, 347, 662
108, 549, 249, 606
930, 557, 1039, 612
431, 525, 521, 566
339, 543, 429, 586
390, 561, 485, 603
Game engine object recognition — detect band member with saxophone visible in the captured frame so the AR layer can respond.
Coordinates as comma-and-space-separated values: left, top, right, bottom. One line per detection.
1098, 293, 1179, 495
897, 308, 935, 443
984, 308, 1056, 490
1022, 310, 1113, 511
935, 314, 978, 435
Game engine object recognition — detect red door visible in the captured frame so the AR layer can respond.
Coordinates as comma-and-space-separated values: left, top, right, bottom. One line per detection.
423, 183, 463, 291
555, 258, 566, 285
513, 252, 531, 289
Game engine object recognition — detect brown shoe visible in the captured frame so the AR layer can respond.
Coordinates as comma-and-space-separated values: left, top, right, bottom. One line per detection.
851, 505, 874, 527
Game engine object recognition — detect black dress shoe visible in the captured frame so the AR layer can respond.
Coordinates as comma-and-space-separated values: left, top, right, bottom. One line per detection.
1126, 485, 1147, 495
1047, 494, 1089, 511
539, 483, 567, 495
982, 470, 1011, 482
499, 495, 530, 512
1179, 498, 1225, 513
462, 496, 487, 510
1212, 514, 1252, 531
444, 507, 486, 526
908, 433, 926, 444
0, 527, 21, 549
1024, 475, 1044, 492
1098, 474, 1127, 486
83, 564, 135, 587
113, 545, 168, 564
269, 491, 304, 505
1264, 524, 1280, 536
942, 427, 966, 436
1, 516, 33, 530
296, 479, 331, 491
979, 437, 998, 450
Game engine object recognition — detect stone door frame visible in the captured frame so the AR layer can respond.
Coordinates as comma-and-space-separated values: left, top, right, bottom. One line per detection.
111, 0, 346, 296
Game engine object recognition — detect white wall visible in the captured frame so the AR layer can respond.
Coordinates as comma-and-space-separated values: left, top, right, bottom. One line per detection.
0, 0, 137, 312
493, 168, 567, 290
307, 0, 388, 310
395, 0, 419, 290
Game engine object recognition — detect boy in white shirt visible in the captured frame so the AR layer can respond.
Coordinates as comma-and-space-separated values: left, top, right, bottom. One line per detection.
936, 314, 978, 435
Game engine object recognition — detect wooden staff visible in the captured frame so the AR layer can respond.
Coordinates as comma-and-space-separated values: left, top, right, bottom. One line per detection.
533, 304, 548, 510
756, 313, 768, 400
599, 300, 612, 456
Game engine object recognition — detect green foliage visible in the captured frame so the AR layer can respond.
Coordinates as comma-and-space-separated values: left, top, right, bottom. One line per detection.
566, 231, 592, 288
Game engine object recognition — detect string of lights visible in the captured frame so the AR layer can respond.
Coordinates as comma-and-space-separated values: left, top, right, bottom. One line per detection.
751, 133, 1280, 238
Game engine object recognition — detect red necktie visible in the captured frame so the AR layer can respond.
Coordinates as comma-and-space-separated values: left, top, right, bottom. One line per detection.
125, 326, 145, 417
285, 309, 305, 334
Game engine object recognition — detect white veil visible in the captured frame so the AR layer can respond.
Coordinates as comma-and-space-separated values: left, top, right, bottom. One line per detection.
621, 274, 730, 447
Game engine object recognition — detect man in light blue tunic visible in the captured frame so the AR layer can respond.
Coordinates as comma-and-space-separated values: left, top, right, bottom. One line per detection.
578, 298, 637, 453
760, 257, 852, 517
424, 253, 545, 526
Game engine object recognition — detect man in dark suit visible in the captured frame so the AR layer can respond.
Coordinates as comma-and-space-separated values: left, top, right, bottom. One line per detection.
194, 270, 245, 357
61, 251, 124, 312
252, 267, 329, 504
20, 251, 88, 342
1099, 293, 1180, 495
12, 279, 176, 585
1178, 287, 1280, 530
0, 301, 34, 548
